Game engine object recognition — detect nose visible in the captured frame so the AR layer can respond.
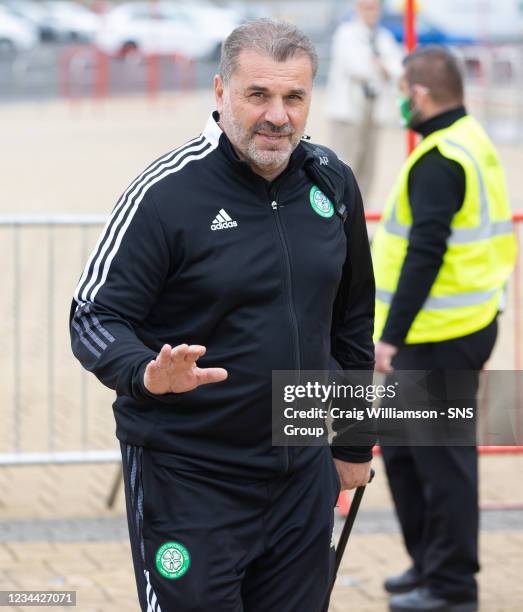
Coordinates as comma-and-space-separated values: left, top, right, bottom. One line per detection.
264, 97, 289, 126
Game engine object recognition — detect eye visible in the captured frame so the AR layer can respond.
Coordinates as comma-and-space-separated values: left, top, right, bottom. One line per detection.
250, 92, 265, 99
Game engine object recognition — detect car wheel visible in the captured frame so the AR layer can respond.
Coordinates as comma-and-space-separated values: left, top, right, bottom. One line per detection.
119, 41, 139, 59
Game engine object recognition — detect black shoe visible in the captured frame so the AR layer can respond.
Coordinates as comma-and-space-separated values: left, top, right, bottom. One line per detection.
384, 567, 423, 594
389, 587, 478, 612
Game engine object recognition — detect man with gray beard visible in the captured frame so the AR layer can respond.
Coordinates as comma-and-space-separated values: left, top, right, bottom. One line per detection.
70, 19, 375, 611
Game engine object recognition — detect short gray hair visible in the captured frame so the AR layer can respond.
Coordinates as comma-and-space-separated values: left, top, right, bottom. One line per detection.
220, 18, 318, 84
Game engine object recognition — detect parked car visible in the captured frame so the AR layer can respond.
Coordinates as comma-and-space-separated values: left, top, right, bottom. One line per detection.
223, 0, 269, 23
380, 12, 477, 46
95, 1, 240, 60
0, 0, 56, 42
0, 5, 38, 53
42, 0, 101, 42
423, 0, 523, 44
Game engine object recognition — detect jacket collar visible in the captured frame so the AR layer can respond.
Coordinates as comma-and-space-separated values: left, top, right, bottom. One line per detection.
202, 111, 222, 147
415, 106, 467, 138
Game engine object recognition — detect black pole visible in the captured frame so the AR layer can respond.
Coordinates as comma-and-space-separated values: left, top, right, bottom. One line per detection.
331, 469, 375, 593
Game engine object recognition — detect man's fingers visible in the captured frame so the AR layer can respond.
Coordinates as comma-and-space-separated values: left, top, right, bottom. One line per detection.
377, 361, 393, 374
171, 344, 189, 364
375, 354, 393, 374
144, 360, 157, 376
375, 342, 397, 374
195, 367, 228, 386
184, 345, 206, 364
156, 344, 172, 369
383, 360, 394, 374
334, 459, 373, 491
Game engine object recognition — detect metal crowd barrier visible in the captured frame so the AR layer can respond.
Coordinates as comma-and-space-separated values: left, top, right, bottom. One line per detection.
0, 215, 118, 466
59, 46, 196, 102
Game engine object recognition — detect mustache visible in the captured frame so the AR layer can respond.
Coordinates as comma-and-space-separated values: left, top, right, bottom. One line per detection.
253, 121, 294, 136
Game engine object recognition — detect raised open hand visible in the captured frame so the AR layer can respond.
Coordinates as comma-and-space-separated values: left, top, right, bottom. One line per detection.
144, 344, 228, 395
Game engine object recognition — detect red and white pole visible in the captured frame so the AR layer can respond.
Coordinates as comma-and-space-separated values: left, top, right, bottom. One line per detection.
404, 0, 418, 153
147, 0, 160, 100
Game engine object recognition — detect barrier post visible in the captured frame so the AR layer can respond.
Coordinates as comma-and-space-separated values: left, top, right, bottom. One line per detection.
94, 47, 109, 100
513, 213, 522, 441
180, 56, 196, 94
146, 53, 160, 101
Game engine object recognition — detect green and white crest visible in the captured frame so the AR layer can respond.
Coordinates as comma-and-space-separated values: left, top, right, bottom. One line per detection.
155, 542, 190, 579
309, 186, 334, 218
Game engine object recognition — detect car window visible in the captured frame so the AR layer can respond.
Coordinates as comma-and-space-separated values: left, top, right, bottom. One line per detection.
161, 6, 194, 25
131, 9, 163, 20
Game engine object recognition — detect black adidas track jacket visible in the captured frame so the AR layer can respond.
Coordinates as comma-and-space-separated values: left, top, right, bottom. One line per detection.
70, 113, 375, 476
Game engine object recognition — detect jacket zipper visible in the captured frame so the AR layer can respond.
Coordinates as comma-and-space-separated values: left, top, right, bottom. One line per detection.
271, 199, 300, 473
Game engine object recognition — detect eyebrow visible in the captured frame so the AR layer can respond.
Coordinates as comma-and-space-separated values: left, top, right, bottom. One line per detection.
245, 85, 307, 96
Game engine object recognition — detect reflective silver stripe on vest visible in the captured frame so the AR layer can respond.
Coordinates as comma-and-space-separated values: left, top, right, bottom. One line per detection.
444, 139, 513, 243
449, 218, 514, 243
383, 139, 513, 244
376, 287, 498, 310
383, 215, 409, 238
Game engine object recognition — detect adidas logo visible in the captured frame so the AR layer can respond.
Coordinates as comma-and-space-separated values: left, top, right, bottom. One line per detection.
211, 208, 238, 231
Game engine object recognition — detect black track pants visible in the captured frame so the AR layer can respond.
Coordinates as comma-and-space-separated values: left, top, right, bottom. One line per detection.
121, 444, 341, 612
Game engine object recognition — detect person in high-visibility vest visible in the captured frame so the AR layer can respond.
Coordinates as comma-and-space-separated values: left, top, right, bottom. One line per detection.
373, 46, 516, 612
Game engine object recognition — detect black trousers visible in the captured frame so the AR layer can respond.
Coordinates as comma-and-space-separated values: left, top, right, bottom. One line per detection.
121, 444, 340, 612
381, 318, 498, 603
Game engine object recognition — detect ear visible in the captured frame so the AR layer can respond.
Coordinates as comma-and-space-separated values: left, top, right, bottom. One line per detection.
214, 74, 225, 114
412, 84, 430, 103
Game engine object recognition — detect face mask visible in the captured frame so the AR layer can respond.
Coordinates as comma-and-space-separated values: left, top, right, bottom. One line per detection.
398, 94, 413, 128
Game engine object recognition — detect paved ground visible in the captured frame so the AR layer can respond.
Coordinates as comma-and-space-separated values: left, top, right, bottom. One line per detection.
1, 508, 522, 543
0, 455, 522, 611
2, 532, 523, 612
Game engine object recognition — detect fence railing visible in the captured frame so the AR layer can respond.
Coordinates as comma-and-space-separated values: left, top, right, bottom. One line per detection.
0, 215, 117, 466
59, 46, 196, 102
0, 213, 521, 467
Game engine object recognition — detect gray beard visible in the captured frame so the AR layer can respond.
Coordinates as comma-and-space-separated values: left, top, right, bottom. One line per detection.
222, 98, 302, 172
244, 138, 294, 171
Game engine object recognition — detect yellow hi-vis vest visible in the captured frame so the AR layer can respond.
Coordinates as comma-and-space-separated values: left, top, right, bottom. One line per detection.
372, 115, 517, 344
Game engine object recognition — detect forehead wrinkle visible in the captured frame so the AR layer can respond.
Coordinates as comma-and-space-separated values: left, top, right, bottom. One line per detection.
231, 51, 313, 88
245, 84, 270, 92
244, 84, 307, 96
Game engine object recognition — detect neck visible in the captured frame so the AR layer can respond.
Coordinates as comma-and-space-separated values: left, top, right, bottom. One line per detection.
250, 162, 288, 182
414, 105, 466, 137
358, 17, 377, 30
421, 101, 463, 123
